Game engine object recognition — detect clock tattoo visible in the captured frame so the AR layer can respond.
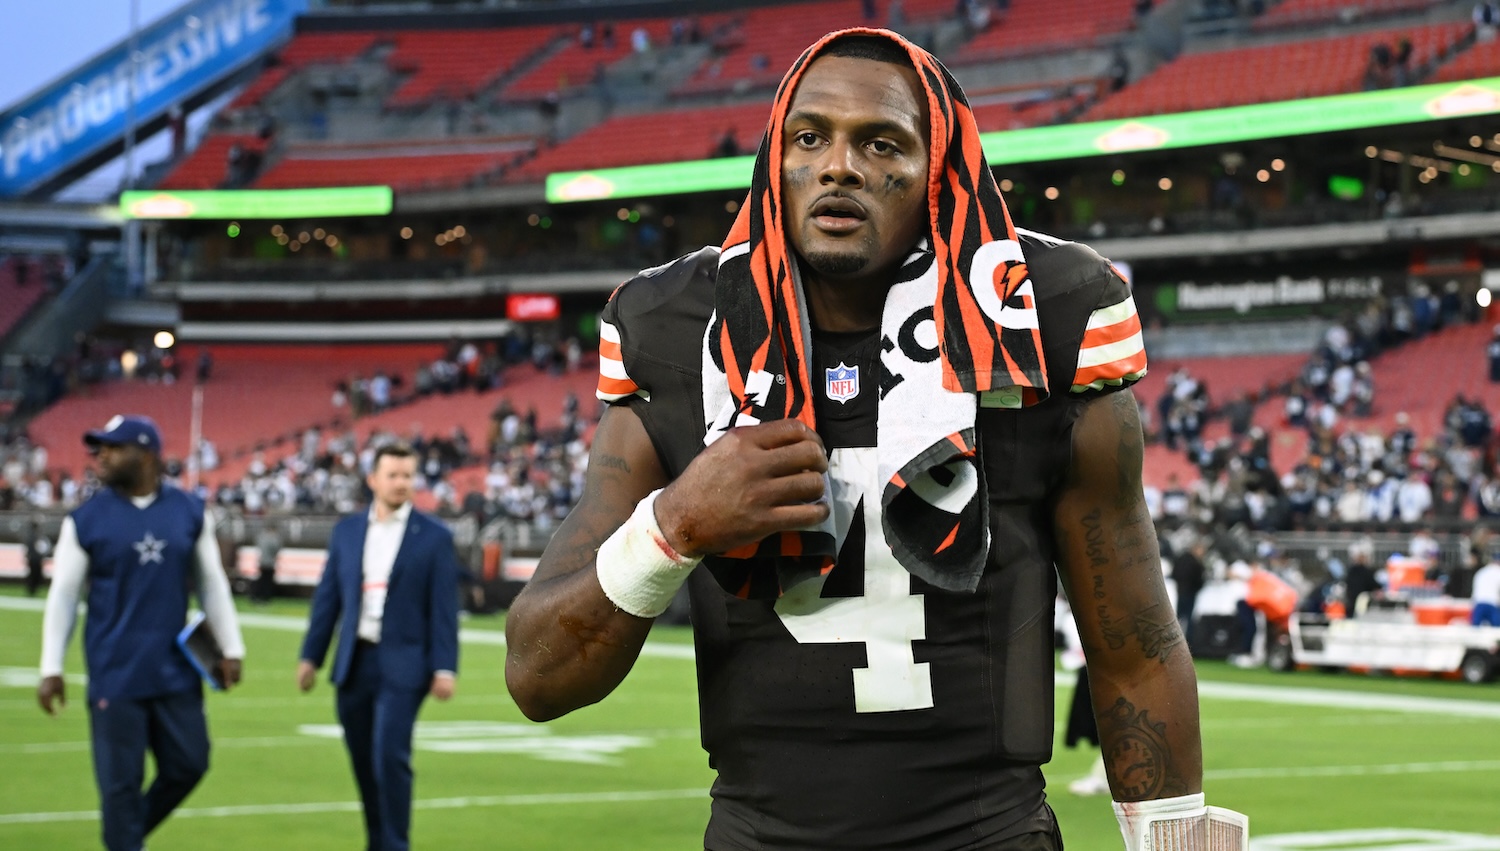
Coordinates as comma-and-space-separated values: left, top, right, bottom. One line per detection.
1103, 697, 1175, 799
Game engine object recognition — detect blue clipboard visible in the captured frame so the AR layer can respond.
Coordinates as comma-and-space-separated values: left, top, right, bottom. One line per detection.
177, 611, 226, 691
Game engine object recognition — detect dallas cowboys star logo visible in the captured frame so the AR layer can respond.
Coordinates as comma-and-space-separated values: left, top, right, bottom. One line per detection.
134, 532, 166, 565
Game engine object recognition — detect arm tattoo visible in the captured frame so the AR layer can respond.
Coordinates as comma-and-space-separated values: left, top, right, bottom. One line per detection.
593, 454, 632, 473
1101, 603, 1184, 663
1101, 697, 1189, 800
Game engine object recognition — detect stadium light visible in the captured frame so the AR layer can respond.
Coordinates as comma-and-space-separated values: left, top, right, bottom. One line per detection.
1478, 289, 1492, 309
546, 76, 1500, 203
153, 331, 175, 349
120, 186, 393, 220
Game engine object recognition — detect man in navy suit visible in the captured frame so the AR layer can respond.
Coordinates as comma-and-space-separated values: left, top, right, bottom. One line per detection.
297, 442, 460, 851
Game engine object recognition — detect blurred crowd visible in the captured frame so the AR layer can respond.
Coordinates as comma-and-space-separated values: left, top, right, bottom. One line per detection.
1146, 289, 1497, 533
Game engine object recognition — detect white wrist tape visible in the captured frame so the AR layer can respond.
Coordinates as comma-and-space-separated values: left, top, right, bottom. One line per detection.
1113, 793, 1249, 851
595, 489, 702, 618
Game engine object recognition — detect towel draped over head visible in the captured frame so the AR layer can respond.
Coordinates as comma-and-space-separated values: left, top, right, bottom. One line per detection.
702, 27, 1049, 598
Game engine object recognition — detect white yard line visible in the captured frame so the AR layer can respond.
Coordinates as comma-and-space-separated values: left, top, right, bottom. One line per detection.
6, 758, 1500, 825
0, 788, 708, 825
0, 596, 698, 660
1205, 759, 1500, 781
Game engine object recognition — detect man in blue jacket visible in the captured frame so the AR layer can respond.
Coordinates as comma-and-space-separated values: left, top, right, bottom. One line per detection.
297, 442, 460, 851
38, 414, 246, 851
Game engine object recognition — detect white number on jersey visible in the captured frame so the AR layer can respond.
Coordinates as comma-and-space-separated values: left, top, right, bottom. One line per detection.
774, 447, 933, 713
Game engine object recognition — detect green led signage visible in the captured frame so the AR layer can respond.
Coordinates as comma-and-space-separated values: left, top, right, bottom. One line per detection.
119, 186, 394, 219
547, 77, 1500, 203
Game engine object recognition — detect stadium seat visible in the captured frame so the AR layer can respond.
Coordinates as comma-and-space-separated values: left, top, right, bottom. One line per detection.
227, 32, 382, 110
1254, 0, 1445, 30
671, 0, 956, 97
506, 101, 772, 181
1082, 21, 1472, 120
1430, 36, 1500, 83
0, 257, 51, 343
386, 27, 559, 107
253, 139, 534, 192
28, 343, 446, 482
158, 135, 266, 191
950, 0, 1139, 65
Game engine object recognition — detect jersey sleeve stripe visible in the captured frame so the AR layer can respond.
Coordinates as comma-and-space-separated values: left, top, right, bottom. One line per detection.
597, 374, 642, 402
1077, 330, 1145, 370
600, 356, 631, 381
597, 319, 642, 402
1085, 295, 1138, 330
1071, 293, 1147, 393
600, 336, 623, 362
1080, 310, 1142, 349
1072, 350, 1148, 392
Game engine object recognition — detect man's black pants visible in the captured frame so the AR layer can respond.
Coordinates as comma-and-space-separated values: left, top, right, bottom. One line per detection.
89, 690, 209, 851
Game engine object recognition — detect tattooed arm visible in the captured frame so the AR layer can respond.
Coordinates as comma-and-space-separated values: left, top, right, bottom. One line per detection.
505, 404, 670, 720
1052, 389, 1203, 801
506, 403, 829, 721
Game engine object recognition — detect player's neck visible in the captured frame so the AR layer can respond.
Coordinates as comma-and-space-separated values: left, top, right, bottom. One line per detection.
114, 476, 158, 499
804, 275, 890, 333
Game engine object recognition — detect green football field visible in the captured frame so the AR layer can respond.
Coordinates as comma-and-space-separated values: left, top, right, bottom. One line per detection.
2, 590, 1499, 850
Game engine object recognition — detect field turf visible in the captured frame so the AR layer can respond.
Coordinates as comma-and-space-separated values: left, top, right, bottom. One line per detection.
2, 590, 1498, 849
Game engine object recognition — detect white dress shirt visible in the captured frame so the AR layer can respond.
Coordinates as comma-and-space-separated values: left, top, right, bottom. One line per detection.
40, 494, 246, 678
1474, 563, 1500, 606
358, 501, 412, 643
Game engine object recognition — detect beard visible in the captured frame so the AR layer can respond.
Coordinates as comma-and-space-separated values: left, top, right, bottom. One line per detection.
800, 247, 871, 277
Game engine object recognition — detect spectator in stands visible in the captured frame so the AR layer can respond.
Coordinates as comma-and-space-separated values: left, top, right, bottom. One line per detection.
631, 26, 651, 54
1108, 47, 1130, 93
1487, 325, 1500, 382
1475, 2, 1499, 42
714, 127, 741, 158
957, 0, 987, 32
863, 0, 878, 19
1284, 378, 1309, 427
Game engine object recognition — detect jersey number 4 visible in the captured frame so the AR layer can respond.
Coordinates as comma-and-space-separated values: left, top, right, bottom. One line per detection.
774, 447, 934, 713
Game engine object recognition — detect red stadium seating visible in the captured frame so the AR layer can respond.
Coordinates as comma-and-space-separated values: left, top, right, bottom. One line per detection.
228, 32, 382, 110
1082, 22, 1471, 120
0, 258, 50, 342
253, 138, 533, 191
672, 0, 955, 97
506, 101, 772, 182
1254, 0, 1445, 29
157, 134, 265, 191
1135, 353, 1308, 490
951, 0, 1139, 65
1431, 36, 1500, 82
30, 343, 446, 482
502, 15, 739, 100
386, 28, 559, 107
969, 87, 1094, 132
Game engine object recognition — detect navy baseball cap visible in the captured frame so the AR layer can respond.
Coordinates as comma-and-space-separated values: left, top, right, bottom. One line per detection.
84, 415, 163, 454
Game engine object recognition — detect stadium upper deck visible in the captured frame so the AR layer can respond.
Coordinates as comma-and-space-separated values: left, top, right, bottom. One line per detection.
149, 0, 1494, 196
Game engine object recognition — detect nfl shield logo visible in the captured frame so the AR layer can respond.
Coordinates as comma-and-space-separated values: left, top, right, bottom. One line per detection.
825, 362, 859, 404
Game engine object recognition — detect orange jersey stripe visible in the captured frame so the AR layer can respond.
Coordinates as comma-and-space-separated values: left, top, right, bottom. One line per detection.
1074, 349, 1148, 387
1080, 312, 1143, 349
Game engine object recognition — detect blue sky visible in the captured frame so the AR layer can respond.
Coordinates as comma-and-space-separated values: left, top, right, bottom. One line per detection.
0, 0, 184, 114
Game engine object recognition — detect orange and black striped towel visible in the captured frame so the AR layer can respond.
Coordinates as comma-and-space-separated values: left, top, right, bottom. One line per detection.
703, 28, 1048, 597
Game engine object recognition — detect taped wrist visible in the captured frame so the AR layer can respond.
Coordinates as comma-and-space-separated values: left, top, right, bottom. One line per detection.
1113, 793, 1249, 850
595, 489, 702, 618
